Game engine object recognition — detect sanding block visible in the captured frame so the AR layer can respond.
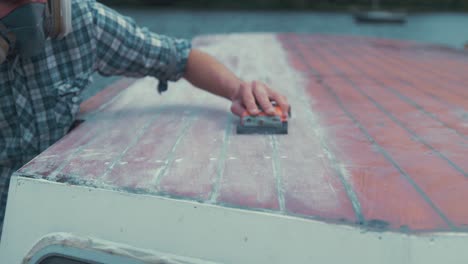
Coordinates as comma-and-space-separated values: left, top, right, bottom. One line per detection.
236, 102, 291, 135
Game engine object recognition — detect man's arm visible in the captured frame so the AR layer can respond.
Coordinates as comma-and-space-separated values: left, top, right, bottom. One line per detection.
90, 1, 289, 117
184, 49, 290, 117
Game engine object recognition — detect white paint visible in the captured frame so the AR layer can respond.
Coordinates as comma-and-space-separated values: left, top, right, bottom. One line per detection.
23, 233, 217, 264
2, 176, 468, 264
198, 34, 348, 212
4, 33, 466, 263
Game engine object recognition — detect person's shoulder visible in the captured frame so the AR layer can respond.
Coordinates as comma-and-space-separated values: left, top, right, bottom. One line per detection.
72, 0, 102, 16
72, 0, 95, 9
73, 0, 96, 5
71, 0, 99, 26
72, 0, 117, 21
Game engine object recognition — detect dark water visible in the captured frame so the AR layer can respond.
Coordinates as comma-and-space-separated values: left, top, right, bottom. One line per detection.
85, 9, 468, 100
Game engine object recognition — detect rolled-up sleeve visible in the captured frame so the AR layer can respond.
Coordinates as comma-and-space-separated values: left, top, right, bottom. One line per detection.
89, 1, 191, 91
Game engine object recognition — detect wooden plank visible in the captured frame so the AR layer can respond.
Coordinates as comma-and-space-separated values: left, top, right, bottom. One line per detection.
17, 33, 468, 233
373, 44, 468, 91
18, 79, 140, 177
304, 36, 468, 229
319, 38, 468, 174
59, 79, 172, 181
277, 36, 357, 223
101, 107, 193, 191
153, 102, 229, 200
329, 39, 467, 136
60, 110, 156, 181
284, 34, 453, 231
355, 43, 468, 136
216, 134, 280, 210
274, 100, 358, 222
351, 38, 468, 105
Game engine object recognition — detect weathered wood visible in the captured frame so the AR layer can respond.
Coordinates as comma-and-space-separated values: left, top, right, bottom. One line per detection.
19, 34, 468, 233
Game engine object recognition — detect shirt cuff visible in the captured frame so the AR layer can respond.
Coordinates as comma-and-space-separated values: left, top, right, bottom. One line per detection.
156, 38, 192, 94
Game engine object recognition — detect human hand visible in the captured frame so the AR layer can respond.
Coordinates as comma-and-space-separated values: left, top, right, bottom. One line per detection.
230, 81, 290, 117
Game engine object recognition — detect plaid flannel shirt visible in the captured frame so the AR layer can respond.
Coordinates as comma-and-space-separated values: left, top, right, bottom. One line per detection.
0, 0, 191, 232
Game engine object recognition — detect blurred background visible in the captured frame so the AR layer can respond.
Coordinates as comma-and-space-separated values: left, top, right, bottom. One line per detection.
85, 0, 468, 100
100, 0, 468, 11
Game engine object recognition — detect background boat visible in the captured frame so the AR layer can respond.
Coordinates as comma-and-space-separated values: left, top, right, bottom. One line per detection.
353, 0, 408, 24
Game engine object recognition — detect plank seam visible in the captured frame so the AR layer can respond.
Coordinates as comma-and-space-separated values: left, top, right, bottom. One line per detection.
209, 115, 233, 204
290, 35, 365, 225
270, 135, 286, 213
300, 35, 457, 230
320, 38, 468, 177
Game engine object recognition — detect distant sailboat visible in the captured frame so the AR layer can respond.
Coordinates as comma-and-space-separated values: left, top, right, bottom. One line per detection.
354, 0, 407, 24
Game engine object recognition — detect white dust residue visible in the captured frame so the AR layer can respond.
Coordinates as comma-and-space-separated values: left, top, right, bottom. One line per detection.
193, 34, 352, 212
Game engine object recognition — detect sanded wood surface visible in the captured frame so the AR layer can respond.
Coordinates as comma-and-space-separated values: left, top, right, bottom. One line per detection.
17, 34, 468, 233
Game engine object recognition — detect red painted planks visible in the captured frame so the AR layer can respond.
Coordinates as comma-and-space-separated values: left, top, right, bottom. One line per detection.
323, 36, 468, 108
276, 36, 357, 222
274, 100, 357, 222
157, 104, 229, 200
100, 84, 229, 200
216, 134, 280, 210
104, 108, 196, 192
373, 46, 468, 97
19, 79, 139, 177
339, 41, 468, 136
18, 121, 102, 177
18, 33, 468, 232
354, 39, 468, 104
60, 111, 155, 180
311, 82, 447, 230
60, 80, 171, 181
302, 36, 468, 228
283, 34, 452, 230
320, 38, 468, 174
326, 75, 462, 229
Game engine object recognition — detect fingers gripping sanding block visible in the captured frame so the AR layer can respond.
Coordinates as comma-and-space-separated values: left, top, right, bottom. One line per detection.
236, 102, 291, 135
